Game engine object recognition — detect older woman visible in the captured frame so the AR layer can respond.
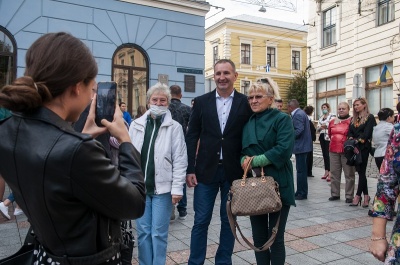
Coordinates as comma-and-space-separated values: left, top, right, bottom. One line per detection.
369, 123, 400, 264
317, 103, 336, 181
129, 83, 187, 265
0, 32, 145, 265
241, 78, 295, 265
373, 108, 394, 170
328, 102, 355, 203
348, 97, 376, 207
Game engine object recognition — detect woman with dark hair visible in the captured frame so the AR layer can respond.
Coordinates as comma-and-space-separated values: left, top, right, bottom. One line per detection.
348, 97, 376, 207
0, 32, 145, 265
135, 105, 147, 119
317, 103, 336, 181
373, 108, 394, 170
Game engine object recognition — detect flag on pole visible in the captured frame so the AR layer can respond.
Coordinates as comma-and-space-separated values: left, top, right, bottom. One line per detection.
265, 64, 270, 73
376, 64, 392, 85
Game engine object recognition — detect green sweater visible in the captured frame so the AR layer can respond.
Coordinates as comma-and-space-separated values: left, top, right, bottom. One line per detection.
241, 108, 296, 206
141, 115, 162, 195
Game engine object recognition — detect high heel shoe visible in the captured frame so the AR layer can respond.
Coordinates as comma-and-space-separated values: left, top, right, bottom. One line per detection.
349, 195, 362, 206
362, 195, 371, 208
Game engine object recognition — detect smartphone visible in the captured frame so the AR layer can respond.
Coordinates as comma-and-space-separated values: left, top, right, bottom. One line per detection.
95, 81, 117, 127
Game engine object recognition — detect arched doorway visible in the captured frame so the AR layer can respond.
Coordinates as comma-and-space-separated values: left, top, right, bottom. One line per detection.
0, 27, 16, 88
112, 44, 149, 118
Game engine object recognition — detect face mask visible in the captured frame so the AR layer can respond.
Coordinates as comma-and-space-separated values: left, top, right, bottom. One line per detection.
149, 104, 168, 117
322, 109, 328, 114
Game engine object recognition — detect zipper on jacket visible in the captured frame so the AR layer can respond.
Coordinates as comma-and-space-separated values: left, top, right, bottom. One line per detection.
144, 122, 157, 182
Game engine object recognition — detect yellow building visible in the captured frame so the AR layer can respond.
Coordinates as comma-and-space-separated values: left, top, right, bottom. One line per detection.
205, 15, 307, 109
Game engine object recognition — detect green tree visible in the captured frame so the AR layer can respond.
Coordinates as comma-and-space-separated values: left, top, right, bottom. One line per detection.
286, 71, 307, 109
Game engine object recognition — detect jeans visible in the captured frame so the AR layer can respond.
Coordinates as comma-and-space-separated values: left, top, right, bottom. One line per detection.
136, 193, 172, 265
188, 165, 233, 265
295, 152, 308, 198
250, 205, 290, 265
177, 184, 187, 213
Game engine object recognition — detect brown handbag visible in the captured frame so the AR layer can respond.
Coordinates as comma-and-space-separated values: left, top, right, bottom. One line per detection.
227, 156, 282, 251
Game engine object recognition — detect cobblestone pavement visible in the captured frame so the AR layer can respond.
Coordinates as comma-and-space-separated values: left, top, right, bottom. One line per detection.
0, 143, 386, 264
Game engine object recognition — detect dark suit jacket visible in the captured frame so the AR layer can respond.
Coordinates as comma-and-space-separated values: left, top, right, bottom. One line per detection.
292, 108, 312, 154
186, 89, 252, 184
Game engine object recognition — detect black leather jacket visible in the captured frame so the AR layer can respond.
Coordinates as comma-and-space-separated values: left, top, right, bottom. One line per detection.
0, 107, 145, 259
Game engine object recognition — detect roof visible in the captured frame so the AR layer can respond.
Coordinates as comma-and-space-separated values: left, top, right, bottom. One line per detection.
224, 14, 307, 32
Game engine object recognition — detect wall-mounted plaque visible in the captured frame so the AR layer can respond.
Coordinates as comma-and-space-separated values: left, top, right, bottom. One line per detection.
158, 74, 169, 85
184, 75, 195, 93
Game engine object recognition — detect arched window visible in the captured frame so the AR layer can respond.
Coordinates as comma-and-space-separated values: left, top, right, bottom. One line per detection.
0, 27, 16, 88
112, 44, 149, 118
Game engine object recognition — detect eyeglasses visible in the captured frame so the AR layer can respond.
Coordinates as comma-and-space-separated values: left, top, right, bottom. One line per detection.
247, 95, 269, 101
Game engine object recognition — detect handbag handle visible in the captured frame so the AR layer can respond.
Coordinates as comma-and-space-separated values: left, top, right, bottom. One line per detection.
228, 156, 280, 251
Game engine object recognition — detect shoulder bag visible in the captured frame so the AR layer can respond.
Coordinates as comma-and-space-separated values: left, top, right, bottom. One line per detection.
227, 157, 282, 251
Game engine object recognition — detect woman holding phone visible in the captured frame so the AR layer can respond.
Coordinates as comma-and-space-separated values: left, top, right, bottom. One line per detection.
0, 32, 145, 265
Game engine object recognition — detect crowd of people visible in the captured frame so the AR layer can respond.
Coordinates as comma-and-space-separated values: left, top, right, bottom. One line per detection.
1, 32, 400, 265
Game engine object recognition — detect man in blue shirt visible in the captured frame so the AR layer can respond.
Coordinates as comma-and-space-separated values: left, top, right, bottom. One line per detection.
119, 102, 132, 125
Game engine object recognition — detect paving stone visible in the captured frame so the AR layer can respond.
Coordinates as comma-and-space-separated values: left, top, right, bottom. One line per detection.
286, 253, 323, 265
285, 239, 320, 252
303, 248, 344, 263
325, 257, 364, 265
304, 234, 341, 247
326, 243, 364, 256
348, 252, 382, 265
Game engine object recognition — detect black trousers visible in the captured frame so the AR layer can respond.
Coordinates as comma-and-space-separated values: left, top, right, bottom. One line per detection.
356, 148, 370, 196
249, 205, 290, 265
306, 150, 313, 176
319, 134, 330, 171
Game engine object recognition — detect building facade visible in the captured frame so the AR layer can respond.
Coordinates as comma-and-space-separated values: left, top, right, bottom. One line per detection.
205, 14, 307, 110
0, 0, 209, 116
307, 0, 400, 118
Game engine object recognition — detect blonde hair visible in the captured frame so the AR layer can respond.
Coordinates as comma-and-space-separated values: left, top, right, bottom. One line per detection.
248, 77, 280, 107
352, 97, 370, 123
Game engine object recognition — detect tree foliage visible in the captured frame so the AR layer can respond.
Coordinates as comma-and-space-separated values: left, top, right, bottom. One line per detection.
286, 71, 307, 109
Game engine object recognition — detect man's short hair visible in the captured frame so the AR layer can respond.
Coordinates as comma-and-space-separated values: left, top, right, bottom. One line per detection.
119, 102, 126, 107
214, 59, 236, 72
170, 85, 182, 96
287, 99, 299, 108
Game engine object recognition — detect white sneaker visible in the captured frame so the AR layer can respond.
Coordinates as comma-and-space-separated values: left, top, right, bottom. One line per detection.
14, 208, 24, 216
0, 202, 10, 220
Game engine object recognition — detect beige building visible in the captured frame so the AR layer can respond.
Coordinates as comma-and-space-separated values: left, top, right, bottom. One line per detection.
307, 0, 400, 118
205, 14, 307, 109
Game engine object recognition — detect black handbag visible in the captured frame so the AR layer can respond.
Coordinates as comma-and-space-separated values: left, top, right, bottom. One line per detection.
0, 244, 35, 265
120, 220, 135, 265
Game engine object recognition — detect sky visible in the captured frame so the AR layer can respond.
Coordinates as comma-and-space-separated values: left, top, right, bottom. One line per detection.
204, 0, 310, 28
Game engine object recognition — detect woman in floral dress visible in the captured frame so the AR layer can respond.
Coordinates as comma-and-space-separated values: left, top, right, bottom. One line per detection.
370, 122, 400, 264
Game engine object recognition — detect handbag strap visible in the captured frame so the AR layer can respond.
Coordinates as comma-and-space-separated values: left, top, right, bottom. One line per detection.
227, 199, 280, 252
228, 156, 280, 252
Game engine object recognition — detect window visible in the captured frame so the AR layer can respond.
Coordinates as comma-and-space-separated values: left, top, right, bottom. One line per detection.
112, 45, 149, 118
241, 43, 250, 64
378, 0, 394, 25
241, 80, 251, 95
322, 7, 336, 47
213, 45, 219, 65
292, 50, 300, 70
0, 27, 16, 89
366, 63, 393, 115
316, 74, 346, 116
267, 47, 276, 68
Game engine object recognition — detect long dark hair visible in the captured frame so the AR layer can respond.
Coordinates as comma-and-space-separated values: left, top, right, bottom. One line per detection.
0, 32, 98, 112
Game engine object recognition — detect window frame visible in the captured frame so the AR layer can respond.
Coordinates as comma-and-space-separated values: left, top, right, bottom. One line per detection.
322, 6, 337, 48
377, 0, 395, 26
240, 79, 251, 95
212, 45, 219, 66
365, 63, 393, 114
316, 74, 346, 117
267, 47, 276, 68
240, 42, 251, 65
0, 26, 17, 88
291, 50, 300, 70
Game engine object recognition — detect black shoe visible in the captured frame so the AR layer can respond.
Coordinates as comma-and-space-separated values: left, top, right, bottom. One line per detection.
178, 210, 187, 220
329, 196, 340, 201
345, 198, 353, 203
308, 175, 314, 178
295, 195, 307, 200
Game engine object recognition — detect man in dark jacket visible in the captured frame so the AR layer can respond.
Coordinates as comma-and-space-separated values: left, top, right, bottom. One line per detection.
186, 59, 252, 265
288, 99, 312, 200
168, 85, 191, 220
